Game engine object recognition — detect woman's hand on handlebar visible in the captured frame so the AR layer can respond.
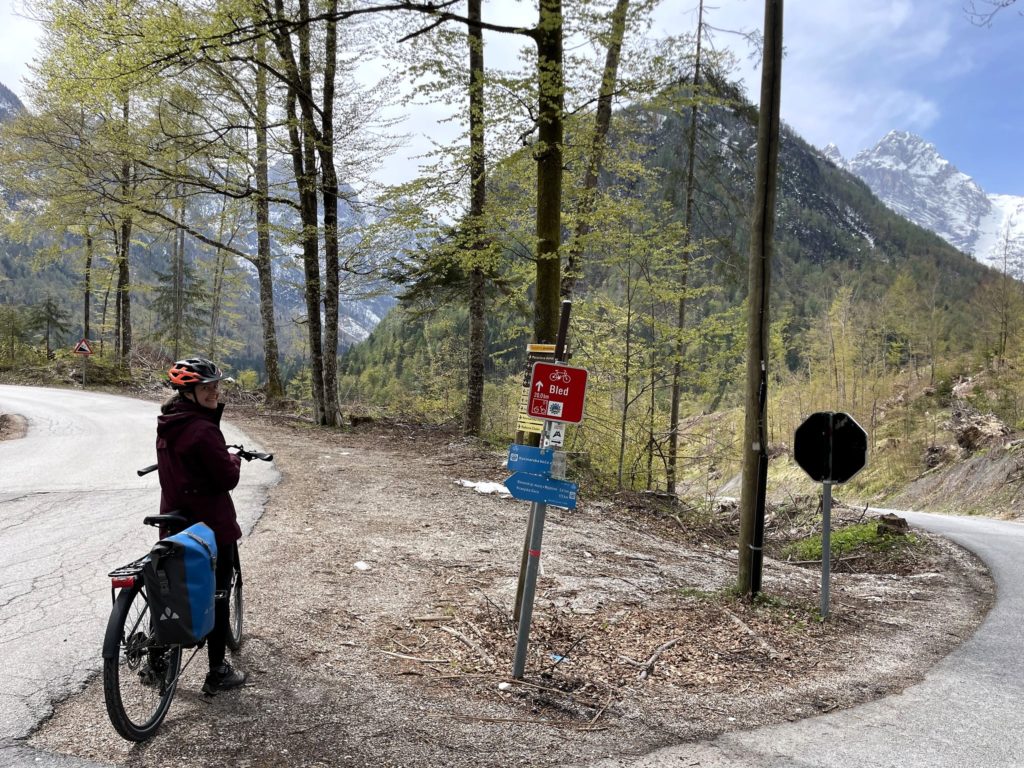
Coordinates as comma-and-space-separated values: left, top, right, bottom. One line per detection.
225, 444, 272, 462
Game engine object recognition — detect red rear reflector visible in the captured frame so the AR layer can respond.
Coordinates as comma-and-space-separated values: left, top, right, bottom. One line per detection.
111, 576, 136, 589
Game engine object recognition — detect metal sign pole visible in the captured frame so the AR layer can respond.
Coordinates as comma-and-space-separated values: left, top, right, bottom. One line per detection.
820, 480, 832, 619
512, 494, 548, 679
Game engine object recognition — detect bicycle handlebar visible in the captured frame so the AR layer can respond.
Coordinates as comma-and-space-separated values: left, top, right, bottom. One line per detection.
227, 444, 274, 462
136, 444, 273, 476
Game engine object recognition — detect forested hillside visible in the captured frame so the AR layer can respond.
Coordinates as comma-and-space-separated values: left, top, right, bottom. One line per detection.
340, 77, 1014, 496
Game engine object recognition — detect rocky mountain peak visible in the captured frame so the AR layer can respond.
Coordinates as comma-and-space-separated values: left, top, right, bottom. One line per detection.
844, 131, 992, 256
821, 143, 844, 166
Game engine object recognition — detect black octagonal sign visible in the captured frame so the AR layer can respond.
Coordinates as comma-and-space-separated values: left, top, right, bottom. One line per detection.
794, 411, 868, 484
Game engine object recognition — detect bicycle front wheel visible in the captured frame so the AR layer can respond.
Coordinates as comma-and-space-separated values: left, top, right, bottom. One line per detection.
102, 581, 182, 741
226, 559, 244, 651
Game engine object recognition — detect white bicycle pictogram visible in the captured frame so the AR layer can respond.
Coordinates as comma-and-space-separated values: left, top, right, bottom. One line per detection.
549, 370, 571, 383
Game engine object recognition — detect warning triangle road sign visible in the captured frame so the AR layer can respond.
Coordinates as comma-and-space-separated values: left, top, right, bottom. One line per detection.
73, 339, 93, 355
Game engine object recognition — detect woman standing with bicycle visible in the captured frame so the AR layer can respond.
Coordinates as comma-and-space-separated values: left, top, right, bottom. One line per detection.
158, 356, 248, 695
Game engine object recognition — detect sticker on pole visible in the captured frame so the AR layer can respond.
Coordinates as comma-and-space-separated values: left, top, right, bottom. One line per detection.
528, 362, 588, 424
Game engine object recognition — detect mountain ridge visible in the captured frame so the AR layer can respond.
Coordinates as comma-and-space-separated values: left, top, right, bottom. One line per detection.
825, 130, 1024, 271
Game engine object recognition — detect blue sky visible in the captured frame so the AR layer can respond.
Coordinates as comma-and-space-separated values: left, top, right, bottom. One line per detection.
660, 0, 1023, 195
1, 0, 1021, 195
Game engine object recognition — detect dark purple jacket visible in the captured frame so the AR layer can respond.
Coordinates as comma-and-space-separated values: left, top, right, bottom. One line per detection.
156, 397, 242, 545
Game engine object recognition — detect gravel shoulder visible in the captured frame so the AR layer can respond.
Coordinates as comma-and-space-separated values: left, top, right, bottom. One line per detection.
27, 412, 994, 767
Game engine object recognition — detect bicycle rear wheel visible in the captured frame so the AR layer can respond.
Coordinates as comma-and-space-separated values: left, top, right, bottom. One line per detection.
226, 558, 243, 651
102, 581, 182, 741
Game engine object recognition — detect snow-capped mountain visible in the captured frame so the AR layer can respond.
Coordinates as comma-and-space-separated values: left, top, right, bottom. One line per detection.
825, 131, 1024, 270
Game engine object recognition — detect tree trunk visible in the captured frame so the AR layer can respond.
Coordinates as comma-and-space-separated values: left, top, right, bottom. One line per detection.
173, 192, 186, 359
617, 265, 634, 488
737, 0, 783, 596
560, 0, 629, 300
83, 230, 93, 341
272, 0, 325, 422
254, 36, 284, 400
464, 0, 487, 436
667, 0, 705, 495
533, 0, 564, 344
116, 98, 133, 370
319, 0, 341, 427
209, 194, 229, 360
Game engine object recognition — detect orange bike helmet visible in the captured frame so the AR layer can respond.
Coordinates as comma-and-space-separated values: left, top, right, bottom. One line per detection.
167, 357, 230, 391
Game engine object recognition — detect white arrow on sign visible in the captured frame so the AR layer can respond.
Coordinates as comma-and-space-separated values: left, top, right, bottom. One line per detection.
534, 382, 543, 391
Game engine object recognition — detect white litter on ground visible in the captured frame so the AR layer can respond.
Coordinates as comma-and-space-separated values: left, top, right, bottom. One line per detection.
457, 479, 512, 497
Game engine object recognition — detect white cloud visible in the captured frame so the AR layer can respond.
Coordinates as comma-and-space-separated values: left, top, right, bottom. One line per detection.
655, 0, 967, 158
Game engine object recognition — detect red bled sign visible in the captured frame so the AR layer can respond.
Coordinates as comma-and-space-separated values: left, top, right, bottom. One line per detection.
527, 362, 588, 424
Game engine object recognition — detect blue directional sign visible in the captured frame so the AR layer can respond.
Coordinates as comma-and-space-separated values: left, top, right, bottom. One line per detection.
506, 444, 555, 476
505, 472, 578, 509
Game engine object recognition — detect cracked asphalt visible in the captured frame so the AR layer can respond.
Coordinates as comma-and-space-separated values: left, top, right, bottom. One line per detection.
0, 385, 277, 767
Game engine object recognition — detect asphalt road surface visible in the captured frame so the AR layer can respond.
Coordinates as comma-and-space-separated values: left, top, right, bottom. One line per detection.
582, 509, 1024, 768
0, 385, 278, 767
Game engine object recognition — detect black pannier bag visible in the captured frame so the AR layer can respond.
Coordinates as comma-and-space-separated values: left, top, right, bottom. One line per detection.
143, 522, 218, 646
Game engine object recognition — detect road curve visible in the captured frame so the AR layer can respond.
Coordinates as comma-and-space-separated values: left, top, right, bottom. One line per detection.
581, 509, 1024, 768
0, 385, 278, 765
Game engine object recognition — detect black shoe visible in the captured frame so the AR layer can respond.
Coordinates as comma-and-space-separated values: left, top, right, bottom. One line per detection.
202, 663, 248, 695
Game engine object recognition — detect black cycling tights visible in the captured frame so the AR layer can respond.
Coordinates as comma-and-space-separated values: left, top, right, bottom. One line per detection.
207, 542, 237, 669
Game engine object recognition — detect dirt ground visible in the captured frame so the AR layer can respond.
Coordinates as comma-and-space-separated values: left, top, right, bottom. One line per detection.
23, 409, 994, 767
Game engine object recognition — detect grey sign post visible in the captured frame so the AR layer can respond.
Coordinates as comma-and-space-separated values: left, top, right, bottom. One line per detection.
793, 411, 868, 619
512, 301, 589, 680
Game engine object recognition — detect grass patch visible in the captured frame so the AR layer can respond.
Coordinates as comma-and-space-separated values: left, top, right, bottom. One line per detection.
782, 522, 922, 563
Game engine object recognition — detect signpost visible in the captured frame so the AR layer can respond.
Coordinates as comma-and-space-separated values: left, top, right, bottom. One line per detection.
516, 344, 557, 437
511, 301, 590, 680
794, 411, 868, 618
507, 444, 555, 475
527, 362, 588, 424
505, 472, 578, 509
72, 338, 93, 386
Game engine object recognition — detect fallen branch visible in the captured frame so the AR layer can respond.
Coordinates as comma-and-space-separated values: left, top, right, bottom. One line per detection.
438, 713, 605, 730
625, 554, 658, 563
378, 649, 451, 664
438, 625, 496, 668
500, 679, 610, 711
721, 608, 778, 658
638, 637, 683, 680
584, 691, 615, 731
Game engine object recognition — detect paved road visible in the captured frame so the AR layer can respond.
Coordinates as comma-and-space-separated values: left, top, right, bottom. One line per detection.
0, 385, 278, 766
582, 509, 1024, 768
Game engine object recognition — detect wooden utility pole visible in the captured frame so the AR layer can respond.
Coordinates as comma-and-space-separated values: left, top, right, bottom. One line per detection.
737, 0, 783, 596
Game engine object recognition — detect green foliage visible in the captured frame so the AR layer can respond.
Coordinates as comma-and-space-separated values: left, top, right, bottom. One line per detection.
286, 366, 314, 408
783, 522, 921, 562
150, 257, 211, 358
234, 369, 260, 391
0, 304, 40, 366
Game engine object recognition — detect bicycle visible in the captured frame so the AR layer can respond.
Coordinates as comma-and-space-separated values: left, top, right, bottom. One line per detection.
102, 444, 272, 742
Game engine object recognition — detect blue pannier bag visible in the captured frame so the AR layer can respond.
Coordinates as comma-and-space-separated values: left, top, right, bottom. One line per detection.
143, 522, 218, 646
